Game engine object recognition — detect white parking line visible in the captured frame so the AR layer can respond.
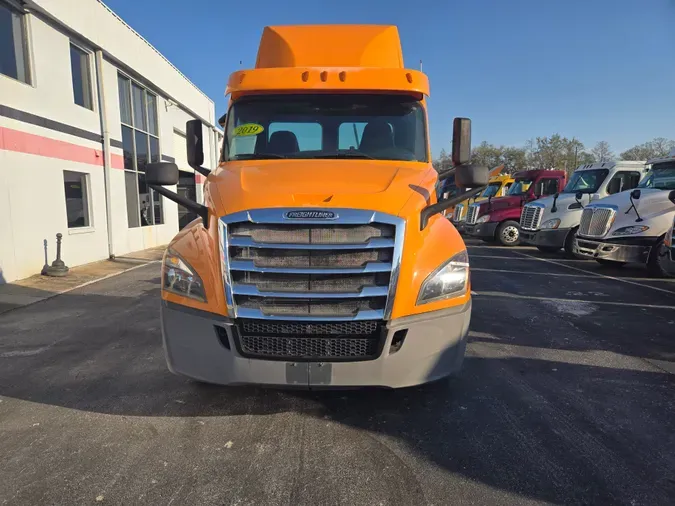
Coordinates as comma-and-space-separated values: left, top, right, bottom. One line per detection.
474, 290, 675, 310
471, 267, 675, 283
509, 250, 675, 296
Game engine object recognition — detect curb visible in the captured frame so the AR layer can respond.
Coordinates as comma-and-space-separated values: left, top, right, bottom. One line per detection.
0, 260, 160, 317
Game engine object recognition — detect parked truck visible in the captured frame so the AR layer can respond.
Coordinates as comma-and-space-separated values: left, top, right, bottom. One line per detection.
463, 169, 566, 246
142, 25, 489, 388
519, 161, 647, 255
451, 170, 514, 232
574, 150, 675, 277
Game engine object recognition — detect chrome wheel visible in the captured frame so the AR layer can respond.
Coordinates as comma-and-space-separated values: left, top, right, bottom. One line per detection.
501, 225, 519, 244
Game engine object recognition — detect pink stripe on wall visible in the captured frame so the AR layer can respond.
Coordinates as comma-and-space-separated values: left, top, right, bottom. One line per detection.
0, 126, 105, 166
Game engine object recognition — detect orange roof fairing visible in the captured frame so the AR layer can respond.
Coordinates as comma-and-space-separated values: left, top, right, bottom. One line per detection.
225, 25, 430, 98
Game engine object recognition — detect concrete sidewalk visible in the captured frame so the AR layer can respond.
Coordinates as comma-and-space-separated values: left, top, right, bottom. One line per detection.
0, 246, 165, 315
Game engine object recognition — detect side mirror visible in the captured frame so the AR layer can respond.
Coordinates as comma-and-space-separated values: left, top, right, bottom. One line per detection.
451, 118, 471, 166
631, 189, 641, 200
575, 191, 583, 201
146, 162, 179, 186
455, 163, 489, 189
607, 178, 622, 195
669, 189, 675, 204
146, 161, 209, 227
186, 119, 204, 168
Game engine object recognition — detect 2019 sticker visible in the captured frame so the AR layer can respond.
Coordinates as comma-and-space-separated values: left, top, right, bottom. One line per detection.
234, 123, 264, 136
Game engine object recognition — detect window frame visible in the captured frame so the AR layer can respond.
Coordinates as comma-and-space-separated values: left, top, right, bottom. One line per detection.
536, 178, 559, 197
605, 171, 642, 195
62, 170, 93, 231
117, 71, 163, 228
69, 40, 94, 110
0, 0, 32, 85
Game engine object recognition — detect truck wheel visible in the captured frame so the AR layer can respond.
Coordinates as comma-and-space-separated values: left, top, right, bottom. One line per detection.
496, 221, 521, 246
647, 239, 674, 278
595, 259, 626, 268
564, 227, 580, 258
536, 246, 559, 253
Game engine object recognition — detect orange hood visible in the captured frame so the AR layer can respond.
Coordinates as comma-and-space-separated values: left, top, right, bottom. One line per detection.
206, 160, 434, 218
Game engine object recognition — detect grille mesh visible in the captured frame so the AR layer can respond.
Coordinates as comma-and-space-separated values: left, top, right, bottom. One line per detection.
230, 247, 391, 268
239, 335, 378, 359
453, 204, 465, 222
232, 272, 389, 293
237, 296, 385, 316
230, 224, 394, 244
466, 205, 479, 225
579, 208, 615, 237
236, 318, 383, 360
520, 206, 543, 231
241, 319, 380, 336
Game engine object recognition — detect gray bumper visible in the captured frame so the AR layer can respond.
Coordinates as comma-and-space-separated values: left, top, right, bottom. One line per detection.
464, 222, 499, 239
451, 220, 466, 234
160, 300, 471, 389
574, 237, 651, 263
521, 228, 570, 248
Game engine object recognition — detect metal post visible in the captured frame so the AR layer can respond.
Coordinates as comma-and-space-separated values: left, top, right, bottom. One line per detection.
45, 233, 69, 277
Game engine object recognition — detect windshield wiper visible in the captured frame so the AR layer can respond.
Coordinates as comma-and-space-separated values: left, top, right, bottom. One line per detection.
233, 153, 287, 160
311, 152, 375, 160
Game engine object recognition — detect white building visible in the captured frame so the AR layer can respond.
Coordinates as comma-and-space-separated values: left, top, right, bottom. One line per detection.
0, 0, 221, 284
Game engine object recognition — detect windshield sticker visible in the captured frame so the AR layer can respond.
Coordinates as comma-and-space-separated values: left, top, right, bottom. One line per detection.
234, 123, 264, 137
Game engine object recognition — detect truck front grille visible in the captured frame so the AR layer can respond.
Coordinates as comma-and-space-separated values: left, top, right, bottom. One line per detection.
234, 318, 384, 360
520, 205, 543, 231
453, 204, 465, 222
579, 207, 615, 238
466, 204, 480, 225
219, 209, 404, 321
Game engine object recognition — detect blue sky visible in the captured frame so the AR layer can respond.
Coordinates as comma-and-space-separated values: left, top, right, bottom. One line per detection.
105, 0, 674, 158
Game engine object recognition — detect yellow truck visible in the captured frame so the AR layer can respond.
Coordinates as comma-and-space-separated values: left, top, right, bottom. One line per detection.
144, 25, 488, 388
451, 169, 514, 230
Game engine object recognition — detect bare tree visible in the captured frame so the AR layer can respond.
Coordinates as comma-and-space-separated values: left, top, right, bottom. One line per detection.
621, 138, 675, 161
591, 141, 614, 162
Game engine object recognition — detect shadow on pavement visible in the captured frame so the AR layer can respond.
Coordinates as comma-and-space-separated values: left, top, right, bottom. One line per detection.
1, 269, 675, 504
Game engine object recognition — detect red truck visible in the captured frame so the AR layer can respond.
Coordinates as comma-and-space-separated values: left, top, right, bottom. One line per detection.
463, 169, 566, 246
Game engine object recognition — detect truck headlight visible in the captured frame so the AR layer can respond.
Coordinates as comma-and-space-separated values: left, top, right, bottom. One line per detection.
162, 251, 207, 302
611, 225, 649, 236
417, 251, 469, 304
476, 215, 490, 224
540, 218, 561, 229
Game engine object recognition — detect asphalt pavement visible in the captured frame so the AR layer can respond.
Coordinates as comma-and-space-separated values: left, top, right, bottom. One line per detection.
1, 239, 675, 505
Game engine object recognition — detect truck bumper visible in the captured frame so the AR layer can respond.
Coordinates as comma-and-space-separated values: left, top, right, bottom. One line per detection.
161, 300, 472, 389
521, 228, 570, 248
464, 222, 498, 240
574, 237, 652, 263
451, 220, 466, 234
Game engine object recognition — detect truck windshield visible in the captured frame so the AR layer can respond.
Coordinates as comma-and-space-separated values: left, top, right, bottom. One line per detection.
481, 182, 502, 198
507, 179, 534, 196
637, 162, 675, 190
562, 169, 609, 194
223, 94, 427, 162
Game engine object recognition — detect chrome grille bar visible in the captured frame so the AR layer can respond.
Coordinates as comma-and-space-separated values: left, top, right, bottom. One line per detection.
219, 209, 405, 321
579, 206, 616, 238
520, 204, 543, 231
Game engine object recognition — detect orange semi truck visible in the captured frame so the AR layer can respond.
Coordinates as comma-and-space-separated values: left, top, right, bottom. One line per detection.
145, 25, 488, 388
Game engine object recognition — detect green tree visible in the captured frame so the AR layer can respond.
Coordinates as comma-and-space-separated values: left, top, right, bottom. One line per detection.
470, 141, 503, 170
591, 141, 614, 162
620, 138, 675, 161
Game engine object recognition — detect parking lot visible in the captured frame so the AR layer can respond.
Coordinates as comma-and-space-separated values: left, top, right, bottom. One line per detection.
1, 239, 674, 505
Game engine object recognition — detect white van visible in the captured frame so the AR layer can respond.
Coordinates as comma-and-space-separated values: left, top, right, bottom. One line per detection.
520, 161, 647, 256
573, 151, 675, 277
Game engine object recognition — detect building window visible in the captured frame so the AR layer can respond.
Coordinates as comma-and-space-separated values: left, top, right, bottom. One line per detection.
63, 171, 91, 228
70, 43, 92, 109
118, 73, 163, 228
0, 0, 31, 84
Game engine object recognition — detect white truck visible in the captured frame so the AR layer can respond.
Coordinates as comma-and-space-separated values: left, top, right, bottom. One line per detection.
520, 161, 647, 256
572, 151, 675, 277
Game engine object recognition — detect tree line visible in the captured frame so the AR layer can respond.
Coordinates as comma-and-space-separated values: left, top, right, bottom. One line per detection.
433, 136, 675, 175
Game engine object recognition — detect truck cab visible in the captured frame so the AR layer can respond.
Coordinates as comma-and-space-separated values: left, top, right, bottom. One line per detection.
141, 25, 488, 388
573, 151, 675, 277
463, 169, 566, 246
451, 171, 514, 231
520, 161, 647, 255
